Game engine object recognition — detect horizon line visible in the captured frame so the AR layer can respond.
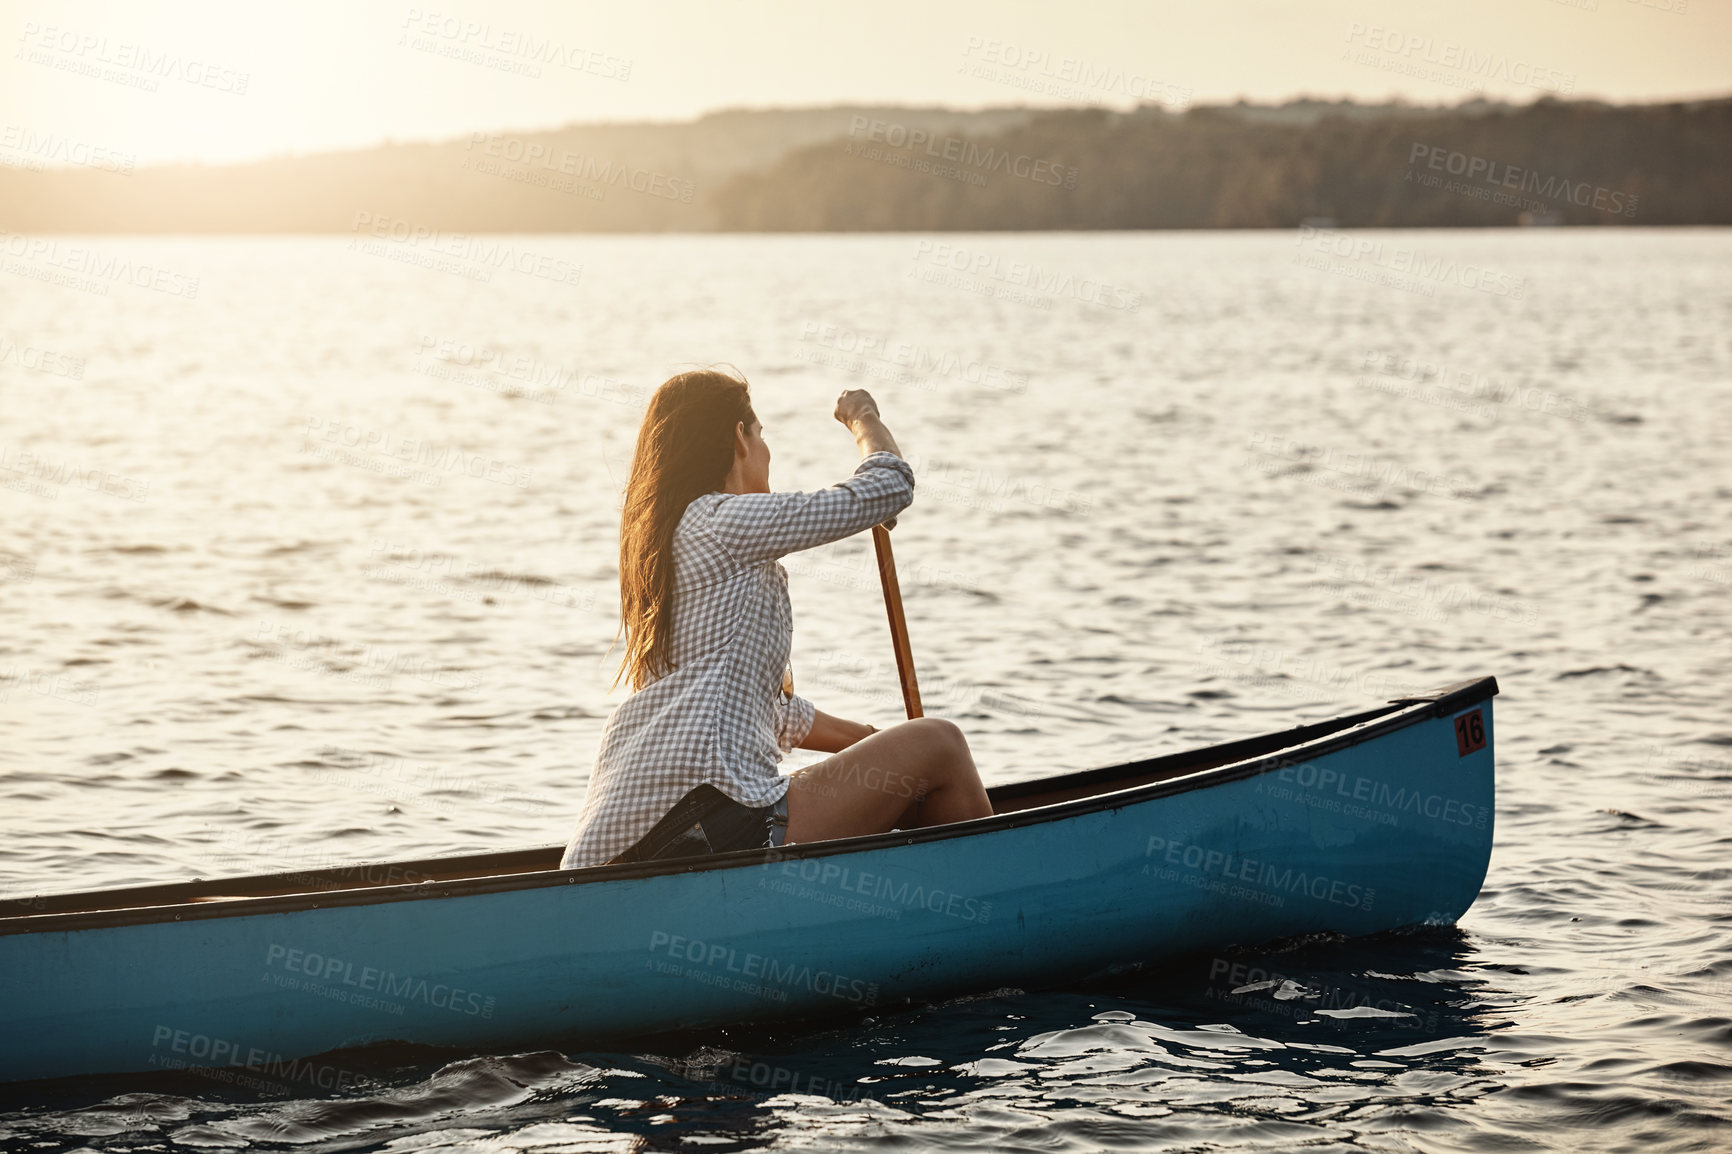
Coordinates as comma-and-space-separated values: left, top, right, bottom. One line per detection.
12, 89, 1730, 175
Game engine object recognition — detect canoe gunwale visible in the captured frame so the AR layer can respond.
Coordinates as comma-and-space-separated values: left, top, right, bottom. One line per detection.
0, 676, 1497, 937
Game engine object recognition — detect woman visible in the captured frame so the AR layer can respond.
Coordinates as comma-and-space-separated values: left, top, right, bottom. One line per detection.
560, 369, 992, 869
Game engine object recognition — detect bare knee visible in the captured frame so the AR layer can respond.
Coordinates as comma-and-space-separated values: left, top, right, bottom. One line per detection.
905, 716, 970, 764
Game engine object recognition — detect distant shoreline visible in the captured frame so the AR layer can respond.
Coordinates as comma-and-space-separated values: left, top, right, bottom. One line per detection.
2, 96, 1726, 233
8, 226, 1731, 239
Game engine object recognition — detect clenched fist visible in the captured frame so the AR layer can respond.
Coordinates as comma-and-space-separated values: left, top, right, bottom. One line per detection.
833, 388, 881, 428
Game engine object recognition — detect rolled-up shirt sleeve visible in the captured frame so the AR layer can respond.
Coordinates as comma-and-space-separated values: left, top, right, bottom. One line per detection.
705, 451, 915, 565
773, 691, 816, 755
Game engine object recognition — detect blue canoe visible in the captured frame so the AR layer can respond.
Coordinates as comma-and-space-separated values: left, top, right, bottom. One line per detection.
0, 677, 1497, 1085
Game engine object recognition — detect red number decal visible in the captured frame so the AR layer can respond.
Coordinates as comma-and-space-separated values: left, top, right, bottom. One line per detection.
1453, 709, 1486, 757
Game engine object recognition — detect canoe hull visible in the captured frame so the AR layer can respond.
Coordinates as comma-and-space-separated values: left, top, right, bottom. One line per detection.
0, 689, 1495, 1084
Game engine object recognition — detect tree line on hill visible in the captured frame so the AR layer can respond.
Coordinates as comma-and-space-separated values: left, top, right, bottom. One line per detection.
711, 98, 1731, 229
0, 97, 1724, 233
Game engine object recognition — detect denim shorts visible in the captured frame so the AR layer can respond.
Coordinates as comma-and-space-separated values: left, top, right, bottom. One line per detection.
610, 784, 789, 865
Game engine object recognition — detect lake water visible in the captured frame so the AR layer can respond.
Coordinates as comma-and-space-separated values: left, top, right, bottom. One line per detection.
1, 229, 1728, 1151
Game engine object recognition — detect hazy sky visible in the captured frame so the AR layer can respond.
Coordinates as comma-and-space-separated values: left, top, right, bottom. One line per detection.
3, 0, 1727, 166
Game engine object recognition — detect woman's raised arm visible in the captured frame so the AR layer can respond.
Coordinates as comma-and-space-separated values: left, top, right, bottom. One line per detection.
702, 390, 913, 564
835, 388, 901, 459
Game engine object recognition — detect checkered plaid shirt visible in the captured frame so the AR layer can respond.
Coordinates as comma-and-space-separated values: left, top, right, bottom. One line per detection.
560, 451, 915, 868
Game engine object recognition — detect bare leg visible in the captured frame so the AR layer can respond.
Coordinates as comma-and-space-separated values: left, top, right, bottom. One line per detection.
783, 717, 992, 844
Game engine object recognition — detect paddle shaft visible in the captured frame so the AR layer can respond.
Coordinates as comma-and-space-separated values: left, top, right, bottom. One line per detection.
871, 523, 923, 719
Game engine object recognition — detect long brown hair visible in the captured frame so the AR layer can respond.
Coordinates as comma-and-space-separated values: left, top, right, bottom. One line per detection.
616, 369, 756, 691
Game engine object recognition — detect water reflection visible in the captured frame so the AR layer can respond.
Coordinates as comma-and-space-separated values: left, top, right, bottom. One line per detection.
0, 929, 1513, 1152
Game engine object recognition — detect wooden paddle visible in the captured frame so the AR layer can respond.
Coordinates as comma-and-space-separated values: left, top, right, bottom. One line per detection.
871, 523, 923, 719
